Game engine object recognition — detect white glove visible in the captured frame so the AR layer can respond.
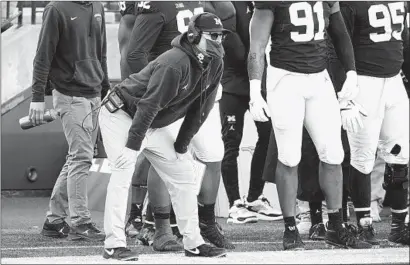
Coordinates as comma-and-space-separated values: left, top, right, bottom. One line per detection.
114, 147, 138, 169
249, 80, 270, 122
338, 71, 359, 101
340, 99, 368, 133
29, 102, 46, 126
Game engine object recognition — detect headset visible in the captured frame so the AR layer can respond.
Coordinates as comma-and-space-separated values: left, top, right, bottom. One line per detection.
187, 13, 206, 45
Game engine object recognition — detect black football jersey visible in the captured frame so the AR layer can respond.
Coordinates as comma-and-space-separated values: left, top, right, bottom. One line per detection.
341, 1, 407, 77
255, 1, 336, 73
119, 1, 136, 16
135, 1, 205, 60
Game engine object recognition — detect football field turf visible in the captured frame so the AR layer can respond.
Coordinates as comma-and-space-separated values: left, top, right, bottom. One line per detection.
1, 197, 409, 264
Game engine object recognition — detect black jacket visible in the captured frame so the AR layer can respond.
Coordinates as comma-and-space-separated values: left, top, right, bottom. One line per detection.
32, 1, 110, 102
116, 33, 224, 152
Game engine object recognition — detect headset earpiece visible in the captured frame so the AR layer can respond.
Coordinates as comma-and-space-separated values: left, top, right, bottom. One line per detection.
187, 13, 204, 45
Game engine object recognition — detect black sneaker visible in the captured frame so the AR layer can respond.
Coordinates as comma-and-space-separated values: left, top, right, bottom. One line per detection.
185, 243, 227, 257
325, 226, 372, 249
358, 225, 379, 246
103, 247, 139, 261
135, 223, 155, 246
71, 222, 105, 241
199, 221, 235, 249
125, 216, 143, 238
309, 223, 326, 241
41, 219, 70, 238
388, 223, 410, 246
283, 226, 304, 250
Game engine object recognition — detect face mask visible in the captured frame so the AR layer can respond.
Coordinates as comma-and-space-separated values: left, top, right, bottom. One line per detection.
205, 39, 224, 59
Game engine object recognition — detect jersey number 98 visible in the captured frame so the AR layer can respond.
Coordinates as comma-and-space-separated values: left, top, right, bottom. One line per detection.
368, 2, 405, 43
289, 2, 325, 42
176, 7, 204, 33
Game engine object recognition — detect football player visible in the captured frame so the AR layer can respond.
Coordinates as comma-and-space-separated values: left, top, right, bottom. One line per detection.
340, 1, 409, 246
124, 1, 235, 250
219, 1, 282, 224
248, 1, 372, 250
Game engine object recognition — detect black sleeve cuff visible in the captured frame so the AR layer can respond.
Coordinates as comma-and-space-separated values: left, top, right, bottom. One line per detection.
174, 141, 188, 154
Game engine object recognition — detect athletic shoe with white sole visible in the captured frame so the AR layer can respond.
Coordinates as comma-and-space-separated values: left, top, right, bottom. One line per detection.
103, 247, 139, 261
185, 243, 227, 257
246, 195, 283, 221
227, 199, 258, 224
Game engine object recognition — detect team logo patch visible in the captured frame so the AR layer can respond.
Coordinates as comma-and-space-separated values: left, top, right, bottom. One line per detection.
94, 14, 102, 22
226, 115, 236, 131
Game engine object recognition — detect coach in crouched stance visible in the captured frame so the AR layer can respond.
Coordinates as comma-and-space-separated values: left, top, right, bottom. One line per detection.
99, 13, 230, 261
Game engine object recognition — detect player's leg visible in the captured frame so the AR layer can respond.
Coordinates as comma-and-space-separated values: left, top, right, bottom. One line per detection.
143, 123, 226, 257
305, 70, 371, 249
297, 127, 326, 240
219, 92, 257, 224
347, 75, 385, 246
370, 153, 385, 222
246, 111, 282, 221
125, 154, 149, 237
118, 14, 136, 81
378, 74, 409, 246
192, 104, 235, 249
266, 67, 306, 250
327, 57, 351, 225
146, 166, 183, 251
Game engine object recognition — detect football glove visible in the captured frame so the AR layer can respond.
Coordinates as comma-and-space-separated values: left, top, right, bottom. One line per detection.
338, 71, 359, 101
249, 80, 270, 122
339, 99, 368, 133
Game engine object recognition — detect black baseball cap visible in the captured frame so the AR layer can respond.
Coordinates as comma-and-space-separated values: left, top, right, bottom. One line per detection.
193, 12, 231, 34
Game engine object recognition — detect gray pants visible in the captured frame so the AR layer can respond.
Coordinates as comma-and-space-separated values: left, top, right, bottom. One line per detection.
46, 89, 100, 227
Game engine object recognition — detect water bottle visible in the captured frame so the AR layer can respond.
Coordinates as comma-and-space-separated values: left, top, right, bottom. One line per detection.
19, 109, 58, 130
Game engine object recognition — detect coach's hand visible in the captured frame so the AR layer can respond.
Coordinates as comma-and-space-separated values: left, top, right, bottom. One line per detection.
29, 102, 45, 126
249, 80, 270, 122
340, 99, 368, 133
115, 147, 138, 169
338, 71, 359, 100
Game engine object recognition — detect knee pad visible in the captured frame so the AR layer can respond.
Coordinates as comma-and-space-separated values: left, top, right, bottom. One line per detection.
350, 159, 374, 175
318, 146, 345, 165
382, 164, 409, 191
278, 151, 301, 167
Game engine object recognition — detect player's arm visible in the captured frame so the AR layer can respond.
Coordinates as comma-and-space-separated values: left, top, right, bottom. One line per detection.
339, 2, 355, 38
100, 7, 110, 99
327, 2, 356, 74
32, 5, 61, 103
174, 62, 223, 154
124, 63, 180, 151
401, 6, 410, 97
247, 8, 273, 89
126, 12, 165, 74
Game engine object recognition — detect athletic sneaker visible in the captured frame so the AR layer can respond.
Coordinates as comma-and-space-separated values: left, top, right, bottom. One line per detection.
358, 218, 379, 246
70, 222, 105, 241
103, 247, 139, 261
296, 211, 311, 235
388, 223, 409, 246
185, 243, 227, 258
135, 224, 155, 246
199, 221, 235, 249
283, 226, 304, 250
325, 223, 372, 249
227, 199, 258, 224
246, 195, 283, 221
41, 219, 70, 238
309, 223, 326, 241
125, 216, 143, 238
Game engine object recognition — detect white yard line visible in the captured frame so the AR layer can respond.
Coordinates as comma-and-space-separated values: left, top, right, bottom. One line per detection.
1, 248, 409, 264
1, 240, 320, 251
